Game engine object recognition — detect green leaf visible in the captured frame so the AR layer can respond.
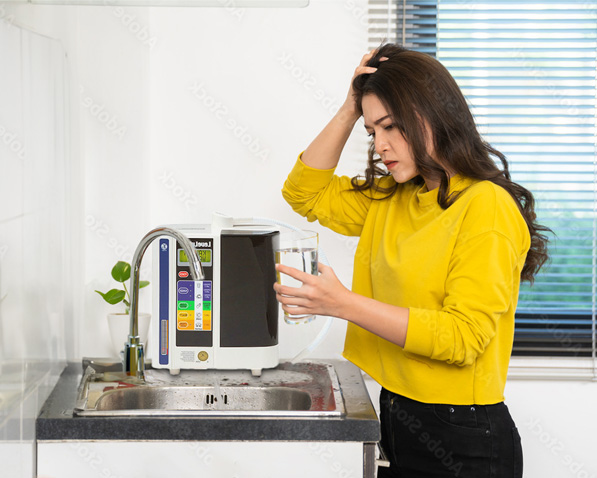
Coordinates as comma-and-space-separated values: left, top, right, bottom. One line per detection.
95, 289, 126, 305
139, 280, 150, 289
111, 261, 131, 283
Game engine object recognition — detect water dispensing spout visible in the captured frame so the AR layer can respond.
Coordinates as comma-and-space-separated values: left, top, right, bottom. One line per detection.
124, 226, 205, 380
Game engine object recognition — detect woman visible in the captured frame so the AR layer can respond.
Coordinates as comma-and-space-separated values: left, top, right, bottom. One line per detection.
274, 44, 550, 477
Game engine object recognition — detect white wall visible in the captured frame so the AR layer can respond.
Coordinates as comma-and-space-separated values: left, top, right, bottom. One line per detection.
0, 17, 69, 365
1, 3, 596, 478
506, 379, 597, 478
0, 16, 75, 478
58, 0, 370, 360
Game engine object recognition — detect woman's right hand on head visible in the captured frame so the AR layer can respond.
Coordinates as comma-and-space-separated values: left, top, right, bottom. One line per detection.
341, 50, 384, 119
300, 49, 387, 169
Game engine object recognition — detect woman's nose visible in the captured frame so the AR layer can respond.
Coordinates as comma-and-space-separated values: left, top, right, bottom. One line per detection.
375, 136, 389, 155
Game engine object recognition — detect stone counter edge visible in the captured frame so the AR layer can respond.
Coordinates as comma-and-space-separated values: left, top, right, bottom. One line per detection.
36, 359, 380, 443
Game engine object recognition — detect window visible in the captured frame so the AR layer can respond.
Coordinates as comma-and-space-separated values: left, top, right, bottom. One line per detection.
368, 1, 597, 361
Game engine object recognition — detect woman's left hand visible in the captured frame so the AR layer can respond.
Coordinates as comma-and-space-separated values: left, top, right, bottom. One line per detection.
273, 263, 351, 319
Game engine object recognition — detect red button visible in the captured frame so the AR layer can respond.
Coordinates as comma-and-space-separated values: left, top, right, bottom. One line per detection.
178, 271, 189, 278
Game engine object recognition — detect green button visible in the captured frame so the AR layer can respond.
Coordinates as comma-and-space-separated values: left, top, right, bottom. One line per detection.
202, 301, 211, 311
178, 301, 195, 311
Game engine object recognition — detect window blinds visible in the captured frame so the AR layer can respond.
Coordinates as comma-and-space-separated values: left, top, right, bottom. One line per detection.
368, 0, 437, 53
368, 0, 597, 358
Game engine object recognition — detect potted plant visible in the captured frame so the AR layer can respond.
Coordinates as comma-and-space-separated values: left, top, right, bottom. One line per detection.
95, 261, 151, 357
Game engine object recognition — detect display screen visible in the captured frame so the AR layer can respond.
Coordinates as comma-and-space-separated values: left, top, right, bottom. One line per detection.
178, 249, 211, 264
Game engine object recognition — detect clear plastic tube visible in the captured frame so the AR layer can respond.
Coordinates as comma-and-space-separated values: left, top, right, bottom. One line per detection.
251, 217, 333, 364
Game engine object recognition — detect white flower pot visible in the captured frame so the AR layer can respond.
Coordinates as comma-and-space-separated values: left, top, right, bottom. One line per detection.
107, 312, 151, 357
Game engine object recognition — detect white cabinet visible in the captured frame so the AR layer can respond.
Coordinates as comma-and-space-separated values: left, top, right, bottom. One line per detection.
38, 441, 364, 478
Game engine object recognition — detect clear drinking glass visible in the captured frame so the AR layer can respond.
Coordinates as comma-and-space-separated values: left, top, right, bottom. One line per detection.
275, 230, 319, 324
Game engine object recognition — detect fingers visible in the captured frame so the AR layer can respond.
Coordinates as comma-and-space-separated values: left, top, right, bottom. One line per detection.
273, 264, 312, 299
276, 287, 313, 315
342, 49, 388, 117
355, 65, 378, 77
361, 50, 377, 65
355, 52, 377, 75
273, 282, 302, 298
275, 263, 315, 283
274, 285, 313, 318
274, 263, 319, 304
353, 51, 389, 79
273, 276, 316, 301
362, 49, 389, 62
275, 290, 310, 308
354, 51, 377, 75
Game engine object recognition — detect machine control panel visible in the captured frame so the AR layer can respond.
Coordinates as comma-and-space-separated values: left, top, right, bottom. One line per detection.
174, 238, 214, 350
176, 280, 212, 331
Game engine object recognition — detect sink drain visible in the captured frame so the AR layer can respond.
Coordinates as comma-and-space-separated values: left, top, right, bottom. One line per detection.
205, 394, 229, 405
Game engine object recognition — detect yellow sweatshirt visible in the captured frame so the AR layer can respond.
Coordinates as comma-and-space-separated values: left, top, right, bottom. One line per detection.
282, 157, 530, 405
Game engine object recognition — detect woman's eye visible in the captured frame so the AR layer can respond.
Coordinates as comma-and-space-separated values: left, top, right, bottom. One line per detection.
367, 132, 375, 138
384, 124, 394, 131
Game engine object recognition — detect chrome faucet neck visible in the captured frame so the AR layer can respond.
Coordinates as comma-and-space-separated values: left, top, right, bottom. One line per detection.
124, 227, 205, 379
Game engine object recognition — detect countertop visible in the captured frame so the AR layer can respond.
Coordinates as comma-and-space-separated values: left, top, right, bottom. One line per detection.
36, 359, 380, 442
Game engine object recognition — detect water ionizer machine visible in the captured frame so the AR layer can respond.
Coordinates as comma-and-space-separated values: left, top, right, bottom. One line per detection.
150, 215, 280, 376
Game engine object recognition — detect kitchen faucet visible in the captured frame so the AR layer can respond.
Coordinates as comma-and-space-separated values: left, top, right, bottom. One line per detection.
124, 226, 205, 380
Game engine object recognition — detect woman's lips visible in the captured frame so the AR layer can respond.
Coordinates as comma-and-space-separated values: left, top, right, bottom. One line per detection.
384, 161, 398, 169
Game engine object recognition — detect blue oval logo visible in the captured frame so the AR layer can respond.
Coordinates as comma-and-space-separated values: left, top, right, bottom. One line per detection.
178, 287, 190, 294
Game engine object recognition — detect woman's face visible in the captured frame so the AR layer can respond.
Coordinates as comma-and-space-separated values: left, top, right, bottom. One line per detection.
361, 93, 439, 190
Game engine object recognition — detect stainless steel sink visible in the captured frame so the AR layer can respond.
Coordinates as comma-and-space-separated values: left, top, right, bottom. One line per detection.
73, 361, 344, 417
94, 386, 312, 412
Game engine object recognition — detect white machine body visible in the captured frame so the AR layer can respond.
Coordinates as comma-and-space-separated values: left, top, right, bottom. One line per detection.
150, 217, 279, 375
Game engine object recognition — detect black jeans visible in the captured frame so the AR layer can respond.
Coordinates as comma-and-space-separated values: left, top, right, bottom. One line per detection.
378, 388, 523, 478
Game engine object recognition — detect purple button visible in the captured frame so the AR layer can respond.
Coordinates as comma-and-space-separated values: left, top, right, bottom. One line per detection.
177, 280, 194, 301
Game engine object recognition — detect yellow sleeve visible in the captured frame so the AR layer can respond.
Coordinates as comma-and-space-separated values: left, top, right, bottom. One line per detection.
281, 155, 373, 237
404, 230, 522, 366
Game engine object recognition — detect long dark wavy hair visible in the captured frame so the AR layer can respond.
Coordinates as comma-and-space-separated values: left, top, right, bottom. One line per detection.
350, 44, 550, 283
